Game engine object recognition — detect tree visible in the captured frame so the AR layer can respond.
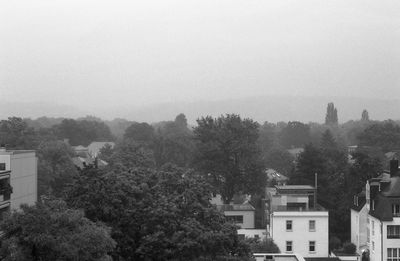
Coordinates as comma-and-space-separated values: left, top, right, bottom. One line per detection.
53, 119, 113, 146
65, 166, 252, 261
108, 140, 156, 170
263, 146, 294, 176
193, 114, 265, 203
357, 120, 400, 151
0, 198, 115, 261
247, 238, 280, 253
320, 129, 336, 150
279, 121, 310, 149
361, 110, 369, 122
123, 122, 155, 145
325, 102, 338, 125
258, 122, 277, 153
37, 140, 78, 196
153, 114, 195, 167
0, 117, 38, 149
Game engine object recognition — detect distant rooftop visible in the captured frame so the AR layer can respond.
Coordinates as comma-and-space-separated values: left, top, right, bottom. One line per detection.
276, 185, 315, 190
217, 202, 255, 212
0, 149, 36, 155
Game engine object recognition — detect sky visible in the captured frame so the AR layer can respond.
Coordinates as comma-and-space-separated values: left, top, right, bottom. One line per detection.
1, 0, 400, 115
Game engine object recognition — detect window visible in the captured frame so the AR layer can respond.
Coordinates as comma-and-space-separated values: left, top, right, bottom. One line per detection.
226, 215, 243, 223
309, 241, 316, 252
388, 248, 400, 261
392, 204, 400, 217
286, 241, 293, 252
372, 241, 375, 251
286, 220, 292, 231
372, 221, 375, 236
388, 226, 400, 239
0, 163, 5, 171
367, 227, 370, 243
309, 220, 316, 231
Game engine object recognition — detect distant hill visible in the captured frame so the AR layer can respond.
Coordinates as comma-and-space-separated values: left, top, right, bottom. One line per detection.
2, 96, 400, 124
111, 96, 400, 124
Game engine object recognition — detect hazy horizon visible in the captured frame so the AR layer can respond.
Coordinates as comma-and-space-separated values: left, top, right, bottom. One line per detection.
1, 0, 399, 122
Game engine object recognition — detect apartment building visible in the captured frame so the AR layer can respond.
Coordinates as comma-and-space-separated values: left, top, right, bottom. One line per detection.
0, 148, 37, 219
351, 159, 400, 261
267, 185, 329, 258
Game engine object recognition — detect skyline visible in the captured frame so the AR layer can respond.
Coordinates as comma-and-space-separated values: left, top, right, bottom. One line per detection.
1, 0, 400, 113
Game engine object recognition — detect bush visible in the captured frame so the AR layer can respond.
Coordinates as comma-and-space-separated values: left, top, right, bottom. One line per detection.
343, 242, 356, 254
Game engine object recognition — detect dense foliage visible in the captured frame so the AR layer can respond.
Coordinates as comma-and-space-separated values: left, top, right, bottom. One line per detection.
194, 114, 265, 203
65, 166, 252, 261
0, 199, 115, 261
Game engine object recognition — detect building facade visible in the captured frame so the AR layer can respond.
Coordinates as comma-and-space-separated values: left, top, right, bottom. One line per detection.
0, 148, 37, 219
267, 185, 329, 258
351, 159, 400, 261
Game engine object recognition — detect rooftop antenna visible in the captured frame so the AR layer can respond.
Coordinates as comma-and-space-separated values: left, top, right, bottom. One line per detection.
314, 173, 318, 208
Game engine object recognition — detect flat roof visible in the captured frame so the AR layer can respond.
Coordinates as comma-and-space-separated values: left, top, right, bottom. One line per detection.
276, 185, 315, 190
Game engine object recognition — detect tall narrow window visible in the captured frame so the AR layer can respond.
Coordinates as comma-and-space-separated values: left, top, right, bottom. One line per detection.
286, 220, 292, 231
372, 221, 375, 236
309, 220, 316, 231
387, 248, 400, 261
392, 204, 400, 217
309, 241, 316, 252
286, 241, 293, 252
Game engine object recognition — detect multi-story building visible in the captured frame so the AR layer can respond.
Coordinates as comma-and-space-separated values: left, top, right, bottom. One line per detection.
351, 159, 400, 261
267, 185, 329, 258
0, 148, 37, 219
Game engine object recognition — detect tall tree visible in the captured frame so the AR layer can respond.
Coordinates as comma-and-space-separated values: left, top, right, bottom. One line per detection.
361, 109, 369, 122
65, 166, 252, 261
153, 114, 195, 167
0, 198, 115, 261
193, 114, 265, 203
325, 102, 338, 125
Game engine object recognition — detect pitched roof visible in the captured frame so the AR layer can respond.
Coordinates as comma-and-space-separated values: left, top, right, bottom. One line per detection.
87, 142, 115, 157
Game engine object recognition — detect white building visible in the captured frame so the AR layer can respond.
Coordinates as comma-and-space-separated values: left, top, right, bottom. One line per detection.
350, 159, 400, 261
267, 185, 329, 258
0, 148, 37, 219
217, 202, 256, 229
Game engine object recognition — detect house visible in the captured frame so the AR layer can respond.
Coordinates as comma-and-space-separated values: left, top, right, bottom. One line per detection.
267, 185, 329, 258
87, 141, 115, 157
217, 202, 256, 229
71, 141, 114, 170
350, 159, 400, 261
0, 147, 37, 219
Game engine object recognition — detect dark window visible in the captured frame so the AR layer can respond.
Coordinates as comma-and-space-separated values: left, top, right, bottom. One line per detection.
286, 220, 292, 231
309, 220, 316, 231
286, 241, 292, 252
226, 215, 243, 223
309, 241, 316, 252
0, 163, 5, 171
388, 226, 400, 239
388, 248, 400, 261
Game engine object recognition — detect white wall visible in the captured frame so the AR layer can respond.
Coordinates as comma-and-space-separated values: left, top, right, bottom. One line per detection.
225, 210, 255, 228
351, 205, 369, 253
238, 228, 267, 240
10, 152, 37, 209
368, 216, 381, 261
270, 211, 329, 257
382, 218, 400, 261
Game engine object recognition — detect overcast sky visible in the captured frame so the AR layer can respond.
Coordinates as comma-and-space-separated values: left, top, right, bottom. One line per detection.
1, 0, 399, 112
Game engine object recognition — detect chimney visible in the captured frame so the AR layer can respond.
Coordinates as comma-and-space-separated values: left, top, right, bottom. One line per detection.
390, 159, 399, 176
